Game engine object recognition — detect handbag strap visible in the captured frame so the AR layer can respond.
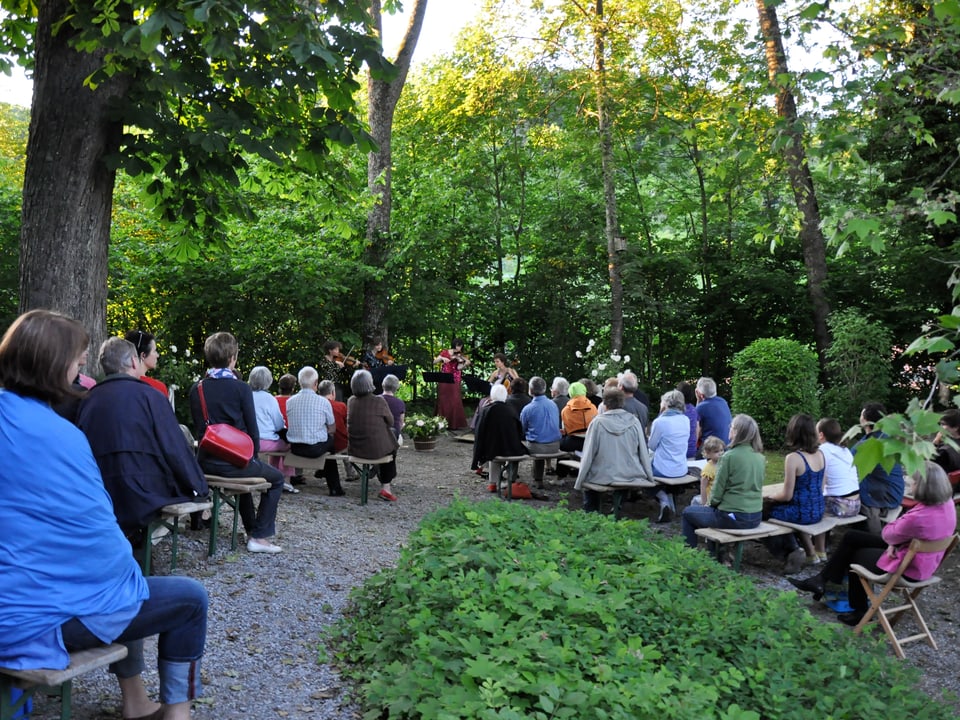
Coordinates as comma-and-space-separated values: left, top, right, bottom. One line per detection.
197, 380, 212, 427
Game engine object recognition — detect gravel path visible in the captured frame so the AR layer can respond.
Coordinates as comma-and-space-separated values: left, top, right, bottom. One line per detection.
23, 435, 960, 718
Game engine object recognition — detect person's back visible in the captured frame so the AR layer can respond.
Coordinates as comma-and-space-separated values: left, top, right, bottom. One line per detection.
695, 377, 731, 445
854, 403, 904, 519
575, 406, 653, 489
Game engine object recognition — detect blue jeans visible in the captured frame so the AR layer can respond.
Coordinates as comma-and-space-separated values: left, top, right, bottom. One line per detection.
681, 505, 762, 548
61, 576, 208, 704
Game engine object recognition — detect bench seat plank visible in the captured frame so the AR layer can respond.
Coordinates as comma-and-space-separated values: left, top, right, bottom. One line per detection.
1, 643, 128, 688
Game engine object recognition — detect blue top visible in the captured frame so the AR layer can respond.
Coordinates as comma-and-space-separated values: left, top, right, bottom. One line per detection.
854, 431, 905, 508
648, 410, 690, 478
520, 395, 561, 443
770, 452, 825, 524
683, 404, 698, 458
0, 390, 148, 670
696, 396, 732, 444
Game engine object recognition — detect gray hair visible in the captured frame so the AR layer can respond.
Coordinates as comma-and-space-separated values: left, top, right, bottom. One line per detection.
603, 386, 625, 410
382, 374, 400, 393
248, 365, 273, 391
913, 461, 954, 505
729, 414, 763, 452
490, 383, 508, 403
619, 371, 638, 393
99, 337, 138, 376
529, 376, 547, 396
297, 366, 318, 389
661, 389, 685, 412
351, 368, 375, 396
318, 379, 336, 398
551, 377, 569, 395
696, 377, 718, 398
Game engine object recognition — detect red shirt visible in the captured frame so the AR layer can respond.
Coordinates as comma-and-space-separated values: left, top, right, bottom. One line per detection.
332, 400, 348, 452
140, 374, 168, 397
275, 395, 290, 426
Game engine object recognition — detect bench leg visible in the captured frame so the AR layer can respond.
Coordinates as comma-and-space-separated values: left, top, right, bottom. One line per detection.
360, 465, 370, 506
732, 542, 745, 572
59, 679, 71, 720
612, 490, 625, 519
208, 488, 222, 557
0, 676, 34, 720
228, 494, 241, 550
169, 517, 180, 570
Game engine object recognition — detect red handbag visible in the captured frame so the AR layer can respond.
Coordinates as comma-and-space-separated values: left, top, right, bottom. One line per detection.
197, 381, 254, 467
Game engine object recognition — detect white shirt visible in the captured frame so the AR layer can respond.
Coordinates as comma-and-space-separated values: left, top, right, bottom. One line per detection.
821, 442, 859, 497
286, 389, 335, 445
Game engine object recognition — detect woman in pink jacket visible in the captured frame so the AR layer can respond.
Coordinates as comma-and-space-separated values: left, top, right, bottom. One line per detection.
789, 461, 956, 625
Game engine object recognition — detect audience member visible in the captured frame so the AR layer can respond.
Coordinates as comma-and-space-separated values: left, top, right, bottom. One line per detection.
691, 436, 725, 506
575, 387, 654, 512
506, 376, 532, 418
695, 377, 732, 452
932, 408, 960, 474
77, 337, 208, 545
189, 331, 284, 554
318, 380, 351, 480
648, 389, 690, 522
380, 373, 406, 439
813, 417, 861, 561
681, 414, 764, 553
248, 365, 295, 489
520, 376, 562, 488
125, 329, 168, 398
347, 369, 400, 501
790, 461, 956, 626
560, 381, 597, 453
677, 381, 699, 459
286, 366, 342, 496
275, 373, 296, 426
551, 377, 570, 415
472, 383, 529, 491
854, 402, 905, 534
580, 378, 602, 408
764, 414, 825, 574
0, 309, 207, 720
618, 371, 648, 432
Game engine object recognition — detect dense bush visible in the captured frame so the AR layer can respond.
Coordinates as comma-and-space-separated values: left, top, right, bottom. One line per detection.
330, 501, 951, 720
731, 338, 820, 445
821, 309, 893, 426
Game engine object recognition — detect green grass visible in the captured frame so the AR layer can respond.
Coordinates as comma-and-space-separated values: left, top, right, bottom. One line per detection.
763, 450, 785, 486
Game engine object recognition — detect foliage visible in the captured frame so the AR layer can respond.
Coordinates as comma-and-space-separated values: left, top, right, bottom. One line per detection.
403, 413, 447, 440
731, 338, 820, 445
330, 500, 952, 720
821, 309, 893, 425
574, 337, 633, 382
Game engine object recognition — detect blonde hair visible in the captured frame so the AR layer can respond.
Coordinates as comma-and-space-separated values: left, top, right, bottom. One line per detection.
701, 435, 726, 456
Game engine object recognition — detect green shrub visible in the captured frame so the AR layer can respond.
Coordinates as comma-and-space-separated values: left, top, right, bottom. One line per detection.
731, 338, 820, 445
330, 501, 952, 720
821, 309, 893, 426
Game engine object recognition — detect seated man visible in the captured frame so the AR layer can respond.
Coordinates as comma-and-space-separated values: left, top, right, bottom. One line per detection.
77, 337, 208, 546
854, 402, 904, 534
519, 376, 562, 488
286, 366, 343, 496
695, 376, 732, 453
575, 386, 654, 512
619, 371, 648, 432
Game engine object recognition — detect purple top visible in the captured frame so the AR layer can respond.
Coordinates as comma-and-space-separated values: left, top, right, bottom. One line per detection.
683, 404, 698, 458
382, 394, 406, 437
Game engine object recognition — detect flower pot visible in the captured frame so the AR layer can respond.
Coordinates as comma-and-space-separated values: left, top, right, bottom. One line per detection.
413, 437, 438, 452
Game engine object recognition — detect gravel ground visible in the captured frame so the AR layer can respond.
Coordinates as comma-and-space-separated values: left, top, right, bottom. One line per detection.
23, 434, 960, 718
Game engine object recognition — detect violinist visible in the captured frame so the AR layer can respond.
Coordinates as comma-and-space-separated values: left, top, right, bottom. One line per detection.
361, 337, 395, 369
319, 340, 353, 401
434, 338, 470, 430
469, 352, 520, 431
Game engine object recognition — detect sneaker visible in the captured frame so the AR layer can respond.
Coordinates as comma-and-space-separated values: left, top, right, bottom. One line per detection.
837, 610, 865, 627
804, 554, 820, 566
150, 525, 170, 545
816, 551, 828, 562
784, 547, 806, 575
378, 489, 398, 502
487, 483, 498, 493
247, 539, 282, 554
656, 504, 673, 523
283, 482, 300, 494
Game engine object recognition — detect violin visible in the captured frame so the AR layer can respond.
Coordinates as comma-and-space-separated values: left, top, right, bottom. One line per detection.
450, 349, 470, 370
332, 349, 359, 368
375, 348, 395, 365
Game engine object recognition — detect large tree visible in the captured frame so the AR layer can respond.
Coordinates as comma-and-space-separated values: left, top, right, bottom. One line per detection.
0, 0, 387, 359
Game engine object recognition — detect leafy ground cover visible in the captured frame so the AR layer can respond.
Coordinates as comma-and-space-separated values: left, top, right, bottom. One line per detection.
331, 499, 954, 720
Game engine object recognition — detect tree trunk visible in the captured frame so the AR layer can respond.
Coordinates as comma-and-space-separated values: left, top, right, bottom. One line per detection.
363, 0, 427, 346
755, 0, 831, 370
595, 0, 624, 354
18, 0, 129, 372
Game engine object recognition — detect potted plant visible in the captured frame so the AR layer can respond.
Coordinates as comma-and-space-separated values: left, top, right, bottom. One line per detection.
404, 413, 447, 451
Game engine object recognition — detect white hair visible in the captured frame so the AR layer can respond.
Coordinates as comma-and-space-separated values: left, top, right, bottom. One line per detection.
297, 366, 318, 389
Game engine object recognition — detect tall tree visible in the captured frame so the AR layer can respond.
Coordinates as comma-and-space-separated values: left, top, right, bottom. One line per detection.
363, 0, 428, 346
0, 0, 385, 359
754, 0, 832, 366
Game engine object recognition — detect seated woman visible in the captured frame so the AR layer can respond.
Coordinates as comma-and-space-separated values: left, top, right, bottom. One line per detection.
790, 461, 957, 625
248, 365, 295, 488
380, 373, 406, 439
347, 369, 400, 502
681, 414, 765, 551
559, 382, 597, 454
648, 389, 691, 522
0, 310, 207, 720
574, 387, 654, 513
472, 383, 528, 491
189, 332, 285, 554
125, 329, 168, 398
764, 413, 826, 574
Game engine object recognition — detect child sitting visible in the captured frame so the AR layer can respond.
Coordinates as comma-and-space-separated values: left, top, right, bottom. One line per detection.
813, 417, 861, 561
691, 435, 725, 505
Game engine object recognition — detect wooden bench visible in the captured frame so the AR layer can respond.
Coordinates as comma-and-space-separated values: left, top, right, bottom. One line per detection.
695, 522, 794, 572
0, 644, 128, 720
491, 455, 531, 500
580, 479, 657, 518
768, 513, 864, 537
141, 500, 213, 575
282, 452, 376, 503
558, 458, 581, 472
204, 475, 270, 556
349, 455, 395, 505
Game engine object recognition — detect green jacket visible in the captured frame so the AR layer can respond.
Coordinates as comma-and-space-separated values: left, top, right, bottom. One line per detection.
711, 444, 764, 514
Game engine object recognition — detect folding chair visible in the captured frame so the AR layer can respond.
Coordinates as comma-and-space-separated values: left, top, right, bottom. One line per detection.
850, 533, 959, 659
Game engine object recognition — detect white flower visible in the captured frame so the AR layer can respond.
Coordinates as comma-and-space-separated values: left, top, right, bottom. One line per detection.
191, 374, 200, 382
169, 345, 177, 354
597, 363, 606, 371
587, 338, 595, 349
611, 353, 621, 362
624, 355, 630, 363
575, 350, 582, 358
416, 419, 425, 427
184, 348, 190, 358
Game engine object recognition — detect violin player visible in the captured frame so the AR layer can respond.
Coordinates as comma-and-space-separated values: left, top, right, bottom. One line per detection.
434, 338, 470, 430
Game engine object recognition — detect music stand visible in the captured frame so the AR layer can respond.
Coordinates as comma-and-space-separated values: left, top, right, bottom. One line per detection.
462, 374, 492, 396
423, 371, 455, 384
371, 364, 408, 392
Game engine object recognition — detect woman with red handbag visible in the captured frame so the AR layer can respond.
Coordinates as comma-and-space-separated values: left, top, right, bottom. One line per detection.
189, 332, 285, 554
